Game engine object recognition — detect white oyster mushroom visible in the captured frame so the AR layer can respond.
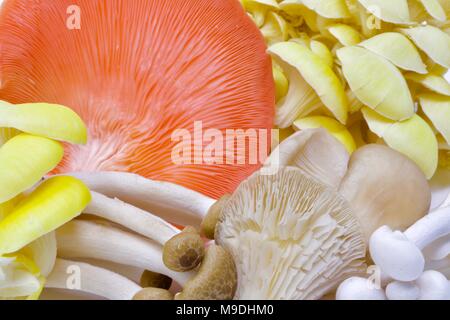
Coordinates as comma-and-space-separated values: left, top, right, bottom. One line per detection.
385, 281, 420, 300
264, 128, 350, 188
336, 277, 386, 300
416, 270, 450, 300
370, 206, 450, 282
216, 167, 366, 300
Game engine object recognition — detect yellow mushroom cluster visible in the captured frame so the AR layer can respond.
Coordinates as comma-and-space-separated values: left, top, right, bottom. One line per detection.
0, 101, 91, 299
241, 0, 450, 179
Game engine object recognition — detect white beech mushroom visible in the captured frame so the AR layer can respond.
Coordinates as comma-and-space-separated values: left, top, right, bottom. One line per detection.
216, 167, 366, 300
56, 220, 237, 300
336, 277, 386, 300
46, 259, 142, 300
416, 270, 450, 300
370, 206, 450, 282
338, 144, 431, 241
56, 220, 193, 285
66, 172, 230, 238
84, 192, 205, 271
385, 281, 420, 300
264, 128, 350, 188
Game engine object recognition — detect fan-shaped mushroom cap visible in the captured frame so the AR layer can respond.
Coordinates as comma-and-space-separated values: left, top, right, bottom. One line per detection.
339, 144, 431, 241
216, 167, 366, 300
0, 0, 274, 199
264, 129, 350, 188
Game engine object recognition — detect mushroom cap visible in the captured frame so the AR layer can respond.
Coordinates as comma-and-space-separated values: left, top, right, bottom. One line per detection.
385, 281, 420, 300
369, 226, 425, 282
339, 144, 431, 242
133, 288, 174, 301
264, 129, 350, 188
0, 0, 274, 199
140, 271, 173, 290
216, 167, 366, 300
336, 277, 386, 300
417, 270, 450, 300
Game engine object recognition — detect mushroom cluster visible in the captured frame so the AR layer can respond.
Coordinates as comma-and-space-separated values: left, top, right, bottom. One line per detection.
337, 204, 450, 300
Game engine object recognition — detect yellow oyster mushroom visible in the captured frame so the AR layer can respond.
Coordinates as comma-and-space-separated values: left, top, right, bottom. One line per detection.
293, 116, 357, 153
358, 0, 411, 24
420, 93, 450, 144
0, 134, 64, 203
269, 42, 348, 126
406, 73, 450, 96
0, 176, 91, 255
337, 46, 415, 121
302, 0, 351, 19
241, 0, 279, 27
418, 0, 447, 22
0, 101, 87, 145
309, 40, 334, 68
402, 26, 450, 69
260, 11, 290, 45
328, 24, 361, 46
362, 107, 438, 179
273, 64, 289, 102
359, 33, 428, 74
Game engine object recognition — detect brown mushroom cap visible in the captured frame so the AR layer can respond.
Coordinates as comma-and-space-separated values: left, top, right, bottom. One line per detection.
200, 194, 231, 239
163, 226, 205, 272
216, 167, 366, 300
175, 244, 237, 300
133, 288, 174, 300
338, 144, 431, 242
140, 270, 173, 290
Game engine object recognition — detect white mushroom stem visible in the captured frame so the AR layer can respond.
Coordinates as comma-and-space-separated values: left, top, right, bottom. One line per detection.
423, 233, 450, 261
56, 220, 194, 285
67, 172, 217, 226
404, 206, 450, 250
85, 191, 180, 244
336, 277, 386, 300
46, 259, 142, 300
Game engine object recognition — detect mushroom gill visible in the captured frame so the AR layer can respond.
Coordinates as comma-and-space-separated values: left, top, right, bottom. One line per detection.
0, 0, 275, 199
216, 167, 366, 300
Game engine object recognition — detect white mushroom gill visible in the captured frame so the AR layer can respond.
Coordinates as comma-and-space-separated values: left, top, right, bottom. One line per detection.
216, 167, 366, 300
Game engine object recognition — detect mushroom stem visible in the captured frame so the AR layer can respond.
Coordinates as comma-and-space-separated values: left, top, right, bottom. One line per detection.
85, 191, 179, 244
46, 259, 142, 300
67, 172, 217, 226
55, 220, 194, 285
405, 206, 450, 249
84, 192, 206, 272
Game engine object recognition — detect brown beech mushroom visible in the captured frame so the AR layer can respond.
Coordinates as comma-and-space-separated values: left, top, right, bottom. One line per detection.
46, 259, 142, 300
175, 245, 237, 300
140, 270, 172, 290
338, 144, 431, 241
216, 167, 366, 300
133, 288, 174, 301
85, 192, 205, 271
264, 128, 350, 188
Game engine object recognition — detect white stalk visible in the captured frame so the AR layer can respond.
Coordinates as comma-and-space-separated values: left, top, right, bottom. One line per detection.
46, 259, 142, 300
67, 172, 216, 226
56, 220, 194, 285
85, 191, 180, 244
405, 206, 450, 249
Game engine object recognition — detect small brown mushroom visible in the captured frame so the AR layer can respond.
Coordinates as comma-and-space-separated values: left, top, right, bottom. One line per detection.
163, 226, 205, 272
175, 245, 237, 300
200, 195, 231, 239
140, 270, 172, 290
133, 288, 174, 300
